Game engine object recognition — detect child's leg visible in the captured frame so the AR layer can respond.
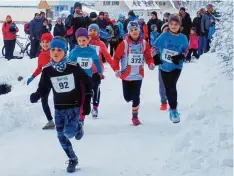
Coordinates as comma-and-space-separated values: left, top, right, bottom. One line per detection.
158, 69, 167, 104
122, 80, 133, 103
193, 49, 199, 59
41, 89, 53, 122
92, 73, 101, 108
79, 82, 85, 121
186, 49, 192, 62
55, 108, 78, 160
131, 80, 142, 117
161, 69, 181, 110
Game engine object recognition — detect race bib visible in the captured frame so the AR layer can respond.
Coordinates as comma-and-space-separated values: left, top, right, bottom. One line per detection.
128, 54, 143, 66
51, 74, 75, 93
77, 57, 93, 69
89, 45, 100, 55
162, 49, 179, 63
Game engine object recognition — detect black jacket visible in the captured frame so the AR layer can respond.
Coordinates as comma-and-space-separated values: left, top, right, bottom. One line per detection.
192, 16, 202, 36
41, 25, 50, 35
180, 12, 192, 37
111, 25, 120, 44
36, 62, 92, 109
53, 23, 66, 37
71, 16, 90, 42
147, 18, 163, 34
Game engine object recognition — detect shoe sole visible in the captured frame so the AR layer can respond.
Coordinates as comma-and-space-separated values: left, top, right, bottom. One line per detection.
42, 125, 55, 130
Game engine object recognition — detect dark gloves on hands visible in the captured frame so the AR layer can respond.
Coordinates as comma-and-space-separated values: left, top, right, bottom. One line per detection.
153, 54, 162, 65
82, 93, 92, 115
171, 54, 185, 65
30, 92, 41, 103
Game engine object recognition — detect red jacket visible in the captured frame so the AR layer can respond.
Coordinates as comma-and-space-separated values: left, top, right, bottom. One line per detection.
189, 34, 199, 49
89, 37, 113, 73
142, 24, 149, 40
2, 22, 18, 40
32, 50, 51, 77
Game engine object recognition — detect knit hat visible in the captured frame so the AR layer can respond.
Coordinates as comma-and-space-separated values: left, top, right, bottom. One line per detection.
191, 27, 196, 32
168, 14, 182, 26
180, 7, 186, 11
50, 37, 67, 53
151, 24, 157, 31
74, 2, 82, 9
128, 10, 136, 17
75, 28, 89, 39
119, 14, 125, 19
127, 21, 140, 33
6, 15, 12, 20
90, 12, 97, 18
161, 22, 169, 32
88, 24, 100, 33
41, 33, 53, 42
151, 11, 157, 17
99, 12, 104, 16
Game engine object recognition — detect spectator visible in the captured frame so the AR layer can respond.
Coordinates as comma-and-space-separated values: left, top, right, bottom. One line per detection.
147, 11, 162, 44
47, 18, 53, 32
2, 15, 19, 60
186, 27, 199, 62
53, 17, 66, 37
104, 12, 111, 24
89, 12, 98, 24
40, 11, 46, 20
41, 18, 50, 35
65, 7, 75, 51
123, 10, 138, 33
29, 13, 43, 58
96, 12, 108, 30
117, 14, 125, 41
193, 9, 205, 36
109, 20, 120, 57
150, 24, 159, 46
139, 18, 148, 41
163, 12, 171, 23
179, 7, 192, 40
71, 2, 90, 46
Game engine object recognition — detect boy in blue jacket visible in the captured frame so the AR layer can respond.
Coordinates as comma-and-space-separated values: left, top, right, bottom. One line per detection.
150, 24, 159, 46
152, 14, 188, 123
68, 28, 103, 123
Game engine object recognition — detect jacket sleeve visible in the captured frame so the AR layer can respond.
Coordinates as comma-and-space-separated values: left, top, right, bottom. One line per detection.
29, 20, 35, 37
201, 15, 208, 32
112, 41, 125, 71
67, 49, 77, 63
144, 41, 154, 66
100, 42, 113, 66
32, 55, 43, 77
93, 51, 103, 74
76, 64, 92, 95
2, 23, 8, 34
36, 69, 51, 97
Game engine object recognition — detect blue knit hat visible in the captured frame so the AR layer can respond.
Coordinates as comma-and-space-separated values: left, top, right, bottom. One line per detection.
50, 37, 67, 53
88, 24, 100, 33
127, 21, 140, 33
119, 14, 125, 19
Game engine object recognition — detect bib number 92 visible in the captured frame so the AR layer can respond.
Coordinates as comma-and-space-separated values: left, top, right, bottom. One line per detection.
59, 82, 69, 89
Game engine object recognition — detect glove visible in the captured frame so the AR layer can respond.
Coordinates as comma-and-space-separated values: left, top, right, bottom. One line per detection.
27, 76, 34, 85
82, 94, 92, 115
153, 54, 162, 65
115, 70, 121, 78
149, 63, 155, 70
99, 74, 105, 80
30, 92, 41, 103
171, 54, 185, 65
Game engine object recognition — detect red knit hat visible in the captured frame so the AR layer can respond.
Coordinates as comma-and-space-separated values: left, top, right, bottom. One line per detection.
41, 33, 53, 42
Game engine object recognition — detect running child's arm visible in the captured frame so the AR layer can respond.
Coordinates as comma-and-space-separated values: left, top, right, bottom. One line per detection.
144, 42, 154, 66
32, 55, 43, 78
67, 49, 77, 63
112, 41, 125, 71
92, 52, 103, 75
100, 42, 113, 66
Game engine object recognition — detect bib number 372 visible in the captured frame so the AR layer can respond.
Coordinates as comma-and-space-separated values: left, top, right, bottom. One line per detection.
128, 54, 143, 66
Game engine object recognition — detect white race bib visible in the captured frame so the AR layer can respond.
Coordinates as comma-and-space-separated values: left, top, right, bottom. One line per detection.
89, 45, 100, 55
51, 74, 75, 93
162, 49, 179, 63
128, 54, 143, 66
77, 57, 93, 69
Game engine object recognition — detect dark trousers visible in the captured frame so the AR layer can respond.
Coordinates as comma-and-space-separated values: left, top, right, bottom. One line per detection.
110, 42, 118, 57
122, 80, 142, 107
92, 73, 101, 107
41, 89, 53, 121
186, 49, 199, 61
30, 39, 40, 58
161, 69, 181, 110
4, 40, 16, 59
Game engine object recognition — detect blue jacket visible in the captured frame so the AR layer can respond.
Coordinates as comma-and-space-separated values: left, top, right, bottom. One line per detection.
150, 31, 159, 46
153, 32, 188, 72
29, 18, 43, 40
201, 11, 217, 33
68, 45, 102, 77
117, 20, 125, 38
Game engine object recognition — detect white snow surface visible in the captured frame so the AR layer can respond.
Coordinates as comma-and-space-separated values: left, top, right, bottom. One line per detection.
0, 25, 233, 176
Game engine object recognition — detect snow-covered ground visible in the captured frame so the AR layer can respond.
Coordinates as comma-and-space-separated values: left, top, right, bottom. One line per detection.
0, 25, 232, 176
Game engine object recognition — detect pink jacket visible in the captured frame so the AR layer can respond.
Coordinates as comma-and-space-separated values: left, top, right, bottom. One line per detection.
189, 34, 199, 49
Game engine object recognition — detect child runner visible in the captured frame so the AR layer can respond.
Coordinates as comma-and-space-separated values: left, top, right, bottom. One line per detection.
150, 24, 159, 46
186, 27, 199, 62
88, 23, 113, 118
112, 21, 155, 126
30, 37, 92, 173
27, 33, 55, 130
152, 14, 189, 123
68, 28, 103, 124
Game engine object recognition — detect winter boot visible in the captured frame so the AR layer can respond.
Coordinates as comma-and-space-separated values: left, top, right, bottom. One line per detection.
75, 121, 84, 140
169, 109, 180, 123
160, 103, 168, 111
42, 120, 55, 130
79, 119, 84, 126
91, 106, 98, 118
66, 158, 78, 173
132, 106, 141, 126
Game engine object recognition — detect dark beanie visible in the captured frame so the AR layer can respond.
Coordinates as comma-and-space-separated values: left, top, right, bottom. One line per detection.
151, 11, 157, 17
180, 7, 186, 11
90, 12, 97, 18
128, 10, 135, 17
74, 2, 82, 9
99, 11, 104, 16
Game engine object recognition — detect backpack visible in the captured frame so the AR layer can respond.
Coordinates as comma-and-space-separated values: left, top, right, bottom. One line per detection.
24, 23, 30, 34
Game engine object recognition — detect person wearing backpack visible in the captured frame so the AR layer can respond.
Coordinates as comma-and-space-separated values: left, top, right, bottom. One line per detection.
2, 15, 19, 60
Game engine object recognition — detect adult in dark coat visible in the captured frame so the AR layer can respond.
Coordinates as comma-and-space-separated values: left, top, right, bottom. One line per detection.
192, 8, 206, 36
147, 11, 162, 44
179, 7, 192, 40
123, 10, 138, 33
96, 12, 108, 30
41, 18, 51, 35
89, 12, 98, 24
53, 17, 66, 37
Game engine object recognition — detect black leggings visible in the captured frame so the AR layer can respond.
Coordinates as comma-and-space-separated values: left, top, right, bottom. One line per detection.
161, 69, 181, 110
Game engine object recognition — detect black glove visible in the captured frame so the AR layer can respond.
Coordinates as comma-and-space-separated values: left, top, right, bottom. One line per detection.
171, 54, 185, 65
82, 94, 92, 115
153, 54, 162, 65
30, 92, 41, 103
